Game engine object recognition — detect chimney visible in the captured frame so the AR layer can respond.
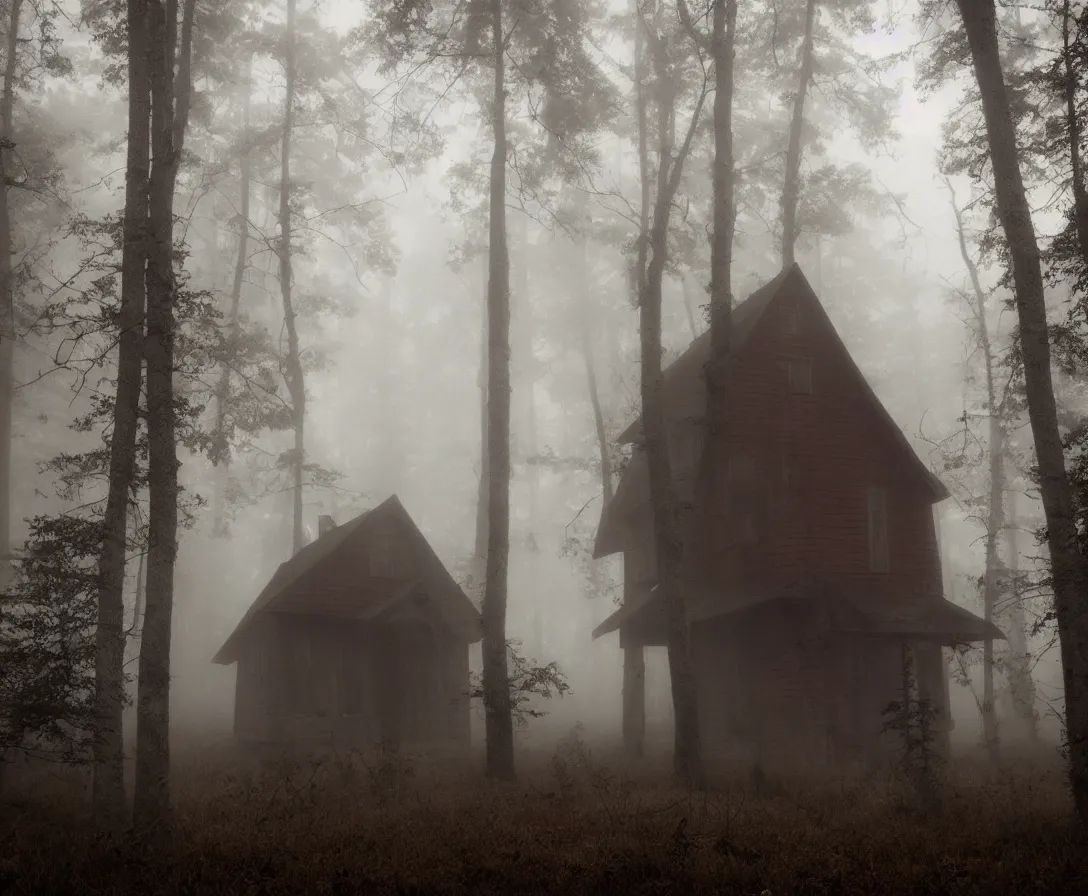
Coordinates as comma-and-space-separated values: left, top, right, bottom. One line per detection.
318, 514, 337, 537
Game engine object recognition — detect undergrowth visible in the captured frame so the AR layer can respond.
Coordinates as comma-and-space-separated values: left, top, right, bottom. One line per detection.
0, 730, 1084, 895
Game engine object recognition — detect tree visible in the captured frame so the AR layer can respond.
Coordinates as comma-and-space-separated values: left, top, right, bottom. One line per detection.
0, 0, 22, 594
636, 2, 710, 788
91, 0, 154, 826
132, 0, 198, 830
278, 0, 306, 556
369, 0, 617, 780
953, 0, 1088, 819
780, 0, 816, 268
946, 176, 1007, 761
481, 0, 515, 781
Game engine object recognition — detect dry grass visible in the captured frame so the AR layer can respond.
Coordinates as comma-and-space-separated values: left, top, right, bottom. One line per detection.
1, 732, 1086, 895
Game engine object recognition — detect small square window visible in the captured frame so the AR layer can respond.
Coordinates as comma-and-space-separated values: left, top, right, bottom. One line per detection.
787, 358, 812, 394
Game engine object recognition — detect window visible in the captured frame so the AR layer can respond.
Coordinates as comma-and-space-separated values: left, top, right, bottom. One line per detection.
782, 305, 801, 335
782, 459, 801, 501
868, 486, 890, 573
370, 531, 397, 578
787, 358, 812, 394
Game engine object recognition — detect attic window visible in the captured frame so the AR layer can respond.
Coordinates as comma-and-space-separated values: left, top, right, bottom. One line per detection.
782, 305, 800, 335
787, 358, 812, 394
370, 531, 397, 578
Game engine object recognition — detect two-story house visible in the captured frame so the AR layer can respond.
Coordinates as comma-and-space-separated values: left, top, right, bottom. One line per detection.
591, 264, 1002, 772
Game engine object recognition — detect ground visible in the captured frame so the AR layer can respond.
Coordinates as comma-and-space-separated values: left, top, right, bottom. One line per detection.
1, 731, 1086, 895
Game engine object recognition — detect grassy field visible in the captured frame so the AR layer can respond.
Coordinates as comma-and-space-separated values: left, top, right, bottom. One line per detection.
1, 733, 1085, 895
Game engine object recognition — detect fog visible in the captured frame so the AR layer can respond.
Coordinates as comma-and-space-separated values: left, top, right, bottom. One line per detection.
5, 2, 1088, 885
6, 1, 1069, 758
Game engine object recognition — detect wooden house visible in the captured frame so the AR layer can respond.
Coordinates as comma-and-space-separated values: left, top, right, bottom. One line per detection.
592, 264, 1002, 772
213, 496, 481, 753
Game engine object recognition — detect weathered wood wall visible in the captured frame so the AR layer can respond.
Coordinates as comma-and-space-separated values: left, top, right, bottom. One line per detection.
236, 609, 471, 754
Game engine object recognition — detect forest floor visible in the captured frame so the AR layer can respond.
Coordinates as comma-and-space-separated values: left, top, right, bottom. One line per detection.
1, 732, 1086, 895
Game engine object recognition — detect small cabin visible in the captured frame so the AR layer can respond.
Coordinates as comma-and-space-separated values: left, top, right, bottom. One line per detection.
212, 495, 481, 754
593, 264, 1003, 773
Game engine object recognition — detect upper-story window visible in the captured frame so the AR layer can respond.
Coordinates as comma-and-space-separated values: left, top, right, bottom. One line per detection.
370, 531, 397, 578
787, 358, 812, 394
782, 459, 801, 501
868, 486, 890, 573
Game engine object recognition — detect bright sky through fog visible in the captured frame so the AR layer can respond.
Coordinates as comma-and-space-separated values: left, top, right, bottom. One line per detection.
320, 0, 971, 313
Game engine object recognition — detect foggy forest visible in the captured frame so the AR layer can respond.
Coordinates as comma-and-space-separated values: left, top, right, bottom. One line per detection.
3, 0, 1088, 892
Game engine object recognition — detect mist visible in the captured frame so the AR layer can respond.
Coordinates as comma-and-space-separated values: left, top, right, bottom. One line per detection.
2, 0, 1087, 891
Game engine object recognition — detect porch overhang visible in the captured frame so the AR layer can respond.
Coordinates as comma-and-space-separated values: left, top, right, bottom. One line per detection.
590, 584, 1004, 648
837, 595, 1006, 645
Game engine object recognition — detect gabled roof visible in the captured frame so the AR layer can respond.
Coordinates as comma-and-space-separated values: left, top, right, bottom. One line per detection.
594, 263, 948, 558
212, 495, 481, 665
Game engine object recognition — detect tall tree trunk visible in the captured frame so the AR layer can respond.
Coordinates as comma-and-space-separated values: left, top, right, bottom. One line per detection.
1061, 0, 1088, 268
512, 211, 541, 655
279, 0, 305, 556
93, 0, 152, 827
780, 0, 817, 268
133, 0, 195, 831
642, 9, 709, 789
620, 0, 652, 763
481, 0, 515, 781
473, 289, 489, 604
696, 0, 738, 562
634, 0, 651, 308
949, 181, 1002, 760
212, 55, 253, 536
0, 0, 21, 594
1004, 487, 1039, 741
957, 0, 1088, 820
0, 0, 21, 797
688, 0, 738, 785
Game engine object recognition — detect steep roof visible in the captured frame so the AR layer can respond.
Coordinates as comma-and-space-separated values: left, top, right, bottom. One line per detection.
594, 263, 948, 558
212, 495, 481, 665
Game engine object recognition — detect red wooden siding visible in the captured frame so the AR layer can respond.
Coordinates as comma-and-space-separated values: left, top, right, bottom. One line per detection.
613, 279, 944, 609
